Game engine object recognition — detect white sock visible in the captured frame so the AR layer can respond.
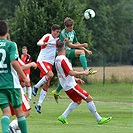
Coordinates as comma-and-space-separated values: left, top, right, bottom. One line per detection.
10, 119, 18, 129
28, 86, 32, 99
87, 101, 102, 121
16, 130, 21, 133
34, 76, 47, 88
22, 87, 26, 94
62, 102, 79, 118
37, 89, 47, 106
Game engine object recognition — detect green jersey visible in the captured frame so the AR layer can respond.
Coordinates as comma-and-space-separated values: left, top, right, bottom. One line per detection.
59, 29, 78, 50
0, 38, 21, 89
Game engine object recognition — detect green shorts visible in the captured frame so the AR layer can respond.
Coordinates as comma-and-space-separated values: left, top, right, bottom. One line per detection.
0, 89, 21, 110
66, 49, 76, 59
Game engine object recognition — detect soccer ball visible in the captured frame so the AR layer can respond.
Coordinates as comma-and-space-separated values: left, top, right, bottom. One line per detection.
84, 9, 95, 19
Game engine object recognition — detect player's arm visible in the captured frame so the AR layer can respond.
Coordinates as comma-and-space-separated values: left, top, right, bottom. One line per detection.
67, 32, 88, 48
11, 60, 30, 84
75, 78, 85, 84
67, 43, 87, 49
21, 62, 37, 71
79, 46, 92, 55
61, 59, 89, 76
68, 69, 89, 76
37, 34, 50, 46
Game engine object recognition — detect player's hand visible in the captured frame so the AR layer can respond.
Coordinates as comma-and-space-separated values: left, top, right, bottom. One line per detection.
85, 49, 92, 55
83, 43, 88, 48
23, 77, 30, 86
84, 69, 90, 76
31, 62, 37, 69
64, 38, 68, 43
75, 78, 85, 84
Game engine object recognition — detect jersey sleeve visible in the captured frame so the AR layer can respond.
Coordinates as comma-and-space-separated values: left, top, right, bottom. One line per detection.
37, 34, 50, 46
61, 59, 71, 76
9, 42, 19, 61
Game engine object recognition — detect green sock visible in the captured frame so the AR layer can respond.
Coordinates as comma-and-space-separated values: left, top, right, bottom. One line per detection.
18, 116, 28, 133
1, 115, 10, 133
79, 54, 88, 70
56, 84, 63, 93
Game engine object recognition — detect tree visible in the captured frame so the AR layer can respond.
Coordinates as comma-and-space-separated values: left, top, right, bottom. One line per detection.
83, 0, 133, 65
0, 0, 20, 19
8, 0, 88, 82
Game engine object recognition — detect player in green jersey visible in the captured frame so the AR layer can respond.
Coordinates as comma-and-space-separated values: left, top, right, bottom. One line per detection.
52, 17, 97, 102
0, 20, 29, 133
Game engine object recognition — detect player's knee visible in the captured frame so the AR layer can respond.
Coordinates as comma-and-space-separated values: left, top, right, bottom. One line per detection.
79, 50, 85, 55
50, 73, 54, 79
86, 95, 93, 102
24, 110, 30, 117
47, 72, 54, 80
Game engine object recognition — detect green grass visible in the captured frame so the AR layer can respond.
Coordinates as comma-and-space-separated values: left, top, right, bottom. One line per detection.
0, 83, 132, 133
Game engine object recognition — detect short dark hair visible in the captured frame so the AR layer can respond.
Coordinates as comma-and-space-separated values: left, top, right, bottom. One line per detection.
56, 41, 65, 52
22, 46, 27, 49
51, 24, 61, 31
0, 20, 8, 36
64, 17, 74, 27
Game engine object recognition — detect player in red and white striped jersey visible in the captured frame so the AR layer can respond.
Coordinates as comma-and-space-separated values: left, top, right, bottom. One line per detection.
32, 24, 61, 114
55, 41, 112, 125
20, 46, 32, 100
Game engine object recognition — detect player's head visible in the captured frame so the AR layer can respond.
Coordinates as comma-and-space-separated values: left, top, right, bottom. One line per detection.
64, 17, 74, 32
51, 24, 61, 38
22, 46, 28, 55
0, 20, 8, 36
56, 41, 65, 53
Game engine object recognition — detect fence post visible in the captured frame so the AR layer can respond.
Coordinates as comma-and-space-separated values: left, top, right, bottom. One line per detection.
103, 53, 106, 86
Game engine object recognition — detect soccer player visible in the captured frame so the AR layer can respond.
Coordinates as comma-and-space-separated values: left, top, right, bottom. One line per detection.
52, 17, 97, 102
9, 61, 37, 133
32, 24, 61, 113
55, 41, 112, 125
20, 46, 32, 100
0, 20, 29, 133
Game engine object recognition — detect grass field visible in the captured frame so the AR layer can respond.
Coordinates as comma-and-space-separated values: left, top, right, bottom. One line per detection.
0, 83, 132, 133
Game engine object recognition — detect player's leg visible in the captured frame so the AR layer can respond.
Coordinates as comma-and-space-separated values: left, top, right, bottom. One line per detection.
19, 77, 27, 94
10, 88, 31, 132
58, 87, 82, 124
1, 106, 12, 133
75, 49, 88, 70
58, 101, 79, 124
25, 74, 32, 100
32, 62, 50, 96
51, 84, 62, 103
35, 69, 53, 113
0, 90, 13, 132
75, 49, 97, 74
35, 81, 49, 114
85, 95, 112, 124
11, 89, 28, 133
75, 84, 112, 124
9, 110, 30, 131
14, 107, 28, 133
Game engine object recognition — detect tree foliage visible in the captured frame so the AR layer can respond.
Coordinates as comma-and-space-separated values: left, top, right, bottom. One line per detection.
0, 0, 132, 66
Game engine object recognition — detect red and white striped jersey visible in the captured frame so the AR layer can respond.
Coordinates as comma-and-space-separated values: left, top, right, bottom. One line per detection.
37, 33, 59, 65
55, 55, 77, 91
